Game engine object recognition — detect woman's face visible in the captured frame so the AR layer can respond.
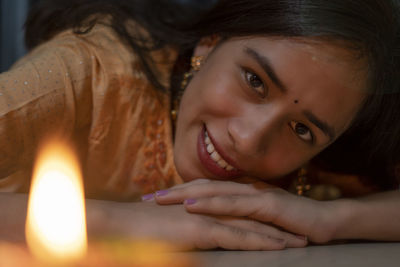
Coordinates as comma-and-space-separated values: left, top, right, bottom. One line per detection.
174, 37, 366, 182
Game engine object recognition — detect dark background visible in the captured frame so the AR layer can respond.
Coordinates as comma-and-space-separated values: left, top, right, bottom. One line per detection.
0, 0, 214, 73
0, 0, 39, 72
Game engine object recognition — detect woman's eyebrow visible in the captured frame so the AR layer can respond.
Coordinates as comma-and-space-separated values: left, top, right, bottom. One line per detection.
243, 46, 287, 93
243, 46, 336, 142
303, 110, 336, 142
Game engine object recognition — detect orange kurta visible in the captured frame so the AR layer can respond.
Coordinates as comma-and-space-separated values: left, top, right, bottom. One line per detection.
0, 24, 182, 200
0, 22, 396, 201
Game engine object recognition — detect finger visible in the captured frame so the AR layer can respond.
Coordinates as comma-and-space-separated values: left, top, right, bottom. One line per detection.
141, 193, 155, 202
141, 179, 211, 202
234, 176, 272, 187
185, 195, 309, 246
155, 180, 263, 204
167, 178, 211, 190
216, 217, 307, 248
202, 222, 286, 250
187, 194, 318, 241
184, 194, 282, 224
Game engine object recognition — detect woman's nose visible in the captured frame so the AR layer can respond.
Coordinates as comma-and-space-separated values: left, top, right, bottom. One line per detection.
227, 106, 282, 155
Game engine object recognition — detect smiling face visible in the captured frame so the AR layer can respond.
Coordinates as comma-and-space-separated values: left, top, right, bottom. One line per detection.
173, 36, 367, 182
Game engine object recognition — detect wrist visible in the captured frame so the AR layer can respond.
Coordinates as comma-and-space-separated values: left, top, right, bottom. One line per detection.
324, 198, 361, 241
86, 199, 140, 239
86, 200, 162, 240
86, 199, 115, 238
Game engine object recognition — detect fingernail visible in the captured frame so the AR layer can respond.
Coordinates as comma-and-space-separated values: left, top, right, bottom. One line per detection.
295, 235, 307, 241
156, 189, 169, 197
141, 193, 154, 201
184, 199, 197, 205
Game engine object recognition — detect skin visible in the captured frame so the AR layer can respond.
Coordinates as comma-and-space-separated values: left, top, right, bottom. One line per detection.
3, 35, 398, 251
1, 193, 305, 250
2, 34, 338, 251
155, 179, 400, 243
174, 36, 367, 182
159, 37, 400, 245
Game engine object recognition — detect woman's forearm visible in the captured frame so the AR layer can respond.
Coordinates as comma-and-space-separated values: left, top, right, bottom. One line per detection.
0, 193, 148, 242
0, 192, 306, 250
0, 193, 28, 241
331, 190, 400, 241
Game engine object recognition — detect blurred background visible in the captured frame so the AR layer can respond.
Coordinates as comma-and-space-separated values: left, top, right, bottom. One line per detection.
0, 0, 216, 73
1, 0, 38, 72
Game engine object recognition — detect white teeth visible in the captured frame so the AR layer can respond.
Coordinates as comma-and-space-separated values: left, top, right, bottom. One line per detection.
217, 159, 228, 168
211, 151, 221, 161
204, 129, 235, 171
205, 136, 211, 144
206, 143, 214, 153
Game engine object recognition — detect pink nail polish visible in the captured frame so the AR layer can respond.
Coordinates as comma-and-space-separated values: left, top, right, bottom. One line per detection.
184, 199, 197, 205
141, 193, 154, 201
156, 189, 169, 197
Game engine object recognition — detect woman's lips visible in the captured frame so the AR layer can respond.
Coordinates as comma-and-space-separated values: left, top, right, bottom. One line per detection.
197, 125, 244, 179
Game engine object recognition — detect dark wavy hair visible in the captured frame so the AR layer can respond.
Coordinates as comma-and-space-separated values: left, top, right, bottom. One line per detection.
24, 0, 400, 189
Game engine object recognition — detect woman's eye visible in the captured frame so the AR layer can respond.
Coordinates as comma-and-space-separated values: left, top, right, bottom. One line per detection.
244, 70, 266, 98
290, 121, 314, 143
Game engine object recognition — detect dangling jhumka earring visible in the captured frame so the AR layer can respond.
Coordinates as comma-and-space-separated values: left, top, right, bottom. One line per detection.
171, 55, 205, 124
292, 166, 343, 200
295, 166, 311, 196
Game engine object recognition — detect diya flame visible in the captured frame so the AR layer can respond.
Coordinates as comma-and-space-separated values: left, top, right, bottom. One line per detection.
25, 140, 87, 263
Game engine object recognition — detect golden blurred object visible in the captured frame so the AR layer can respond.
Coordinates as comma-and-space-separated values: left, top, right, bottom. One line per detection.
290, 167, 342, 200
307, 184, 342, 201
25, 140, 87, 264
295, 167, 311, 196
0, 240, 197, 267
20, 139, 196, 266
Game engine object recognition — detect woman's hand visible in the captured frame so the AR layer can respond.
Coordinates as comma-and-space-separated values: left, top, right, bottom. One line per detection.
88, 200, 306, 251
152, 179, 338, 243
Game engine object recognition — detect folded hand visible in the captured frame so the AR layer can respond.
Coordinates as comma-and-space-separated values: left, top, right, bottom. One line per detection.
153, 179, 337, 244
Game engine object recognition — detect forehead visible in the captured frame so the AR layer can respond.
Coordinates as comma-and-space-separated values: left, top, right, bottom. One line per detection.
230, 36, 367, 82
223, 36, 368, 135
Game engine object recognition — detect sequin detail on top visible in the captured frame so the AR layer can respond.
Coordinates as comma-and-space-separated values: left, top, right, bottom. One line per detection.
76, 25, 182, 200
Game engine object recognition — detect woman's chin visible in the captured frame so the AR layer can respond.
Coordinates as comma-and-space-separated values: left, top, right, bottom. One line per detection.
174, 156, 201, 182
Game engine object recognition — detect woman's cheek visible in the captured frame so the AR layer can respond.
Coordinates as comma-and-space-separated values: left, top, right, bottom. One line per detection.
199, 72, 245, 116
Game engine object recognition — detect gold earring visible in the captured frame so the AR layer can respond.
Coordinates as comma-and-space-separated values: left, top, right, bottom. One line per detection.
171, 56, 205, 124
295, 166, 311, 196
180, 55, 204, 89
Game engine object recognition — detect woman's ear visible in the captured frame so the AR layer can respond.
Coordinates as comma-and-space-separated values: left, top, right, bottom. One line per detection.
193, 34, 221, 58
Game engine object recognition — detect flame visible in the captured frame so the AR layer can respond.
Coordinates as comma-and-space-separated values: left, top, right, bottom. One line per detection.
26, 140, 87, 263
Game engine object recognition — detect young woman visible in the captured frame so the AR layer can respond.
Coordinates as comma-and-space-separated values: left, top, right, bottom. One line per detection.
0, 0, 399, 250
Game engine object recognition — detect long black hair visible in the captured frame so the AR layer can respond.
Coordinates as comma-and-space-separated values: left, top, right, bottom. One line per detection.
24, 0, 400, 189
